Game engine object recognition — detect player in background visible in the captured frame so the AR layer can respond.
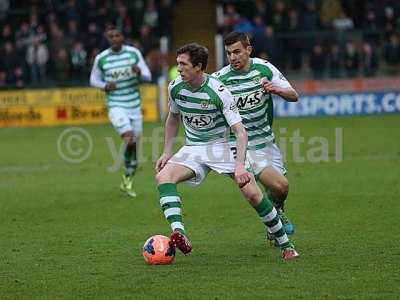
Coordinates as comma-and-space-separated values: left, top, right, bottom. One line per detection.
213, 31, 299, 242
90, 26, 151, 197
155, 43, 299, 260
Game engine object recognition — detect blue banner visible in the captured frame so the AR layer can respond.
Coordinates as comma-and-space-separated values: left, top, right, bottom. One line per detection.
274, 91, 400, 117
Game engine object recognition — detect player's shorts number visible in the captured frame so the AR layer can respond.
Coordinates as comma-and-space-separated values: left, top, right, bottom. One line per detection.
230, 146, 237, 159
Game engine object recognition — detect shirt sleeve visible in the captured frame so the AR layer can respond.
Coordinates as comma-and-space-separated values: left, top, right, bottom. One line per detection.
218, 84, 242, 127
90, 56, 107, 89
168, 83, 180, 114
267, 62, 292, 89
136, 50, 152, 82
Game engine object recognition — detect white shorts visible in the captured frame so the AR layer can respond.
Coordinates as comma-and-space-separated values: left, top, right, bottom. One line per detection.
108, 107, 143, 136
168, 142, 238, 186
246, 143, 287, 177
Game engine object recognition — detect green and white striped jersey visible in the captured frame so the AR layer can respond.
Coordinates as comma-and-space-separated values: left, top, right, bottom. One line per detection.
169, 74, 242, 146
90, 45, 151, 114
213, 58, 292, 150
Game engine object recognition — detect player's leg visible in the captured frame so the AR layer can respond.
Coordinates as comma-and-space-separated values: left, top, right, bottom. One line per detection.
120, 116, 142, 196
155, 145, 209, 255
108, 108, 139, 196
120, 130, 138, 196
259, 167, 294, 233
238, 175, 298, 259
206, 143, 298, 259
249, 144, 295, 235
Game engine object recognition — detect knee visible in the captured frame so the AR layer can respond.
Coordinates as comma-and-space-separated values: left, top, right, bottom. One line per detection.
122, 132, 135, 146
272, 178, 289, 200
155, 170, 175, 185
242, 186, 263, 206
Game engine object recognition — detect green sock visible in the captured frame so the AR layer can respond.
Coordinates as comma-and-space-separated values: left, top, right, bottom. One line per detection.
124, 145, 137, 176
158, 183, 185, 234
254, 196, 291, 249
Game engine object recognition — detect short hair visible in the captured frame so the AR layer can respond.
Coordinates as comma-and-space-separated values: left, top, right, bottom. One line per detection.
223, 31, 251, 47
106, 25, 122, 34
176, 43, 208, 70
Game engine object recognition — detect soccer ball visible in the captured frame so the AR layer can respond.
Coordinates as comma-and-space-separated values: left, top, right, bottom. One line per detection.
142, 235, 175, 265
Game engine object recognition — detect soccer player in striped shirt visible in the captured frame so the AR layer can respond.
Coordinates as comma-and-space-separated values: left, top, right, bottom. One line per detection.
90, 26, 151, 197
155, 43, 299, 260
213, 31, 299, 243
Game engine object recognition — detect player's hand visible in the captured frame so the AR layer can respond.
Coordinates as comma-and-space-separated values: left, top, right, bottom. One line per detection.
132, 65, 141, 76
261, 78, 281, 95
104, 82, 117, 92
155, 153, 172, 173
234, 163, 251, 188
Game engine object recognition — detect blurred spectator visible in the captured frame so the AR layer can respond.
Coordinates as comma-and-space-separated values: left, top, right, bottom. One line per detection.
26, 36, 49, 84
1, 24, 14, 44
158, 0, 174, 37
363, 9, 380, 45
115, 2, 133, 35
15, 22, 34, 52
138, 24, 158, 56
143, 0, 159, 30
54, 48, 71, 85
3, 42, 26, 88
65, 0, 79, 22
320, 0, 344, 28
383, 33, 400, 75
287, 9, 302, 70
86, 22, 102, 54
66, 20, 81, 44
0, 0, 9, 20
260, 26, 283, 67
309, 44, 326, 79
70, 41, 87, 81
223, 4, 240, 33
361, 41, 378, 77
344, 41, 360, 77
0, 71, 6, 88
327, 43, 343, 78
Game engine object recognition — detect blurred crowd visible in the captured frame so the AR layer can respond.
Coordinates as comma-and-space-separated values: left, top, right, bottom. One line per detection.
0, 0, 174, 89
218, 0, 400, 79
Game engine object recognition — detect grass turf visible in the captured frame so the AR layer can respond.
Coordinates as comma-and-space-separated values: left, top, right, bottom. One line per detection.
0, 115, 399, 299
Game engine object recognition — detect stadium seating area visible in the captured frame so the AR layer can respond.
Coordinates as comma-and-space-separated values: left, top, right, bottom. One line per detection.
0, 0, 175, 89
1, 0, 400, 88
218, 0, 400, 79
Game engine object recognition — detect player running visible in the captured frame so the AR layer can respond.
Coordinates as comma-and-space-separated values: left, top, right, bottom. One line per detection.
213, 31, 299, 243
90, 26, 151, 197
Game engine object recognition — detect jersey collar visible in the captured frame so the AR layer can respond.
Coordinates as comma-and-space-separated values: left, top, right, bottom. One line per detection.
184, 74, 209, 92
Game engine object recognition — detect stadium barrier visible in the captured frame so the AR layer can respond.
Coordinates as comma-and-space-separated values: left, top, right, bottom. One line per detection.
276, 77, 400, 117
0, 85, 158, 127
274, 91, 400, 117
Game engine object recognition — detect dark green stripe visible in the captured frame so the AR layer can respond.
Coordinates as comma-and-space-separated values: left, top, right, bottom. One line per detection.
167, 215, 182, 223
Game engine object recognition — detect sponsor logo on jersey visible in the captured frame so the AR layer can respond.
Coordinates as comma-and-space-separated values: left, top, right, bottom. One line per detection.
109, 67, 132, 80
234, 90, 265, 111
183, 114, 213, 129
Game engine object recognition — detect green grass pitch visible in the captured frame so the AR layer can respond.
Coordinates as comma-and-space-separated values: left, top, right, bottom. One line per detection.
1, 115, 399, 299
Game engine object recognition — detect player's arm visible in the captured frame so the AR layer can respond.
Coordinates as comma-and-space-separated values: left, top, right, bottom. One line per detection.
90, 56, 116, 92
219, 84, 251, 187
155, 89, 180, 172
262, 63, 299, 102
132, 50, 152, 82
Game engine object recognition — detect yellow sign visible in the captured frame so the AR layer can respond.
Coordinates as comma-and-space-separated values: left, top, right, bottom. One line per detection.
0, 85, 158, 127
